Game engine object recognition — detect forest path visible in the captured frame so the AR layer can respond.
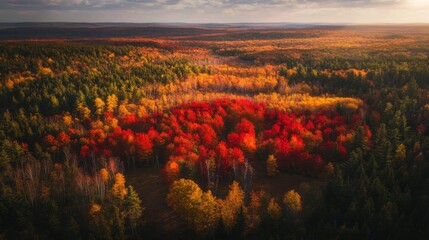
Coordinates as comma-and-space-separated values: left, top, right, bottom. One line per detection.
249, 160, 327, 201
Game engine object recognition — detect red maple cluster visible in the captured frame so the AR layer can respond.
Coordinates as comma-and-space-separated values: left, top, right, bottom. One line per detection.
49, 98, 369, 180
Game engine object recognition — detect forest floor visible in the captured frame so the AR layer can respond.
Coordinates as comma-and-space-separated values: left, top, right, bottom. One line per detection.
126, 164, 325, 239
126, 167, 190, 240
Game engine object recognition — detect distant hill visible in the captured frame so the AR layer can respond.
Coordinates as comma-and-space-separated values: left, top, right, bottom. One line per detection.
0, 22, 428, 40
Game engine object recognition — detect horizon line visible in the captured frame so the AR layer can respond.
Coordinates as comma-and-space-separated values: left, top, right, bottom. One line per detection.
1, 21, 429, 25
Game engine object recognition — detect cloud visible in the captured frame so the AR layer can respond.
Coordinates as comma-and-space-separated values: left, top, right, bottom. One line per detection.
0, 0, 404, 11
1, 0, 425, 23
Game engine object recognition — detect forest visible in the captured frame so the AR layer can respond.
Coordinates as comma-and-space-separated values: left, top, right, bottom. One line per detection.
1, 25, 429, 239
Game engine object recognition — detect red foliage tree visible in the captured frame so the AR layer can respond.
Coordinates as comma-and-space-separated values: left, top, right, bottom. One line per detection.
135, 133, 153, 162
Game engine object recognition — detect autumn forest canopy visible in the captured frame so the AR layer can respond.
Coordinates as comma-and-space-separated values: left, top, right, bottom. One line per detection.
1, 24, 429, 239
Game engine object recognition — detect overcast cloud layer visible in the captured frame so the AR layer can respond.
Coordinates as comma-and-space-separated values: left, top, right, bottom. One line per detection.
0, 0, 428, 23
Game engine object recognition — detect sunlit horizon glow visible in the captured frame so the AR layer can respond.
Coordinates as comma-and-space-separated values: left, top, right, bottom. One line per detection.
0, 0, 428, 23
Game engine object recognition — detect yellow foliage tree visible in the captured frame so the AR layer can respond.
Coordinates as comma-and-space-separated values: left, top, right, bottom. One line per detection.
100, 168, 109, 183
195, 190, 220, 234
267, 198, 282, 220
245, 191, 263, 231
39, 67, 53, 77
124, 186, 143, 230
167, 178, 203, 222
266, 154, 279, 176
90, 203, 101, 216
94, 97, 105, 116
283, 189, 302, 214
136, 106, 147, 118
5, 80, 14, 89
105, 117, 118, 132
63, 114, 73, 126
112, 173, 127, 201
118, 104, 130, 118
166, 179, 219, 235
77, 103, 91, 120
91, 120, 104, 129
219, 181, 244, 231
106, 94, 118, 113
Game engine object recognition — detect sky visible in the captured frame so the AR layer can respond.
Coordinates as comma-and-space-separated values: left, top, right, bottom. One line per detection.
0, 0, 428, 23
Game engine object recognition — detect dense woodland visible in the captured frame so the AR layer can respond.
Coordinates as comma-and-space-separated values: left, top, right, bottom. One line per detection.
1, 27, 429, 239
